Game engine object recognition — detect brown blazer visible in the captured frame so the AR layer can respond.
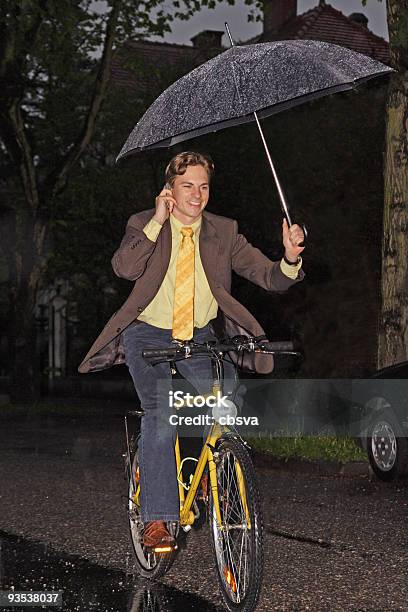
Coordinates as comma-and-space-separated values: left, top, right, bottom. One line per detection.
78, 209, 304, 374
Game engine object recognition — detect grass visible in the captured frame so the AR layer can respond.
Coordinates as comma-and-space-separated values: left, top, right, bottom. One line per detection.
248, 432, 367, 463
1, 400, 367, 463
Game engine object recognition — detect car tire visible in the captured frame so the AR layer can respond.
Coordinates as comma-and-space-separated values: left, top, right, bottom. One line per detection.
367, 408, 408, 481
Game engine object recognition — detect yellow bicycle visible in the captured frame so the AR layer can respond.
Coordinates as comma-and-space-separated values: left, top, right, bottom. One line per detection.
124, 335, 296, 612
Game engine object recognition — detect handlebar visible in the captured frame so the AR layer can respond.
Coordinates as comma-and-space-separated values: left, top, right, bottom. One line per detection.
142, 336, 297, 361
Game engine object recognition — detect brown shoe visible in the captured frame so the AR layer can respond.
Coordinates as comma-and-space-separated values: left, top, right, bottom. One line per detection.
143, 521, 177, 551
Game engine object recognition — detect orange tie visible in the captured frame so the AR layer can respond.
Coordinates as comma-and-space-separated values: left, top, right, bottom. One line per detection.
172, 227, 195, 340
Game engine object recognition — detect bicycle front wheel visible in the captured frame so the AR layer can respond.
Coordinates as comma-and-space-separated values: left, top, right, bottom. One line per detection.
210, 435, 264, 612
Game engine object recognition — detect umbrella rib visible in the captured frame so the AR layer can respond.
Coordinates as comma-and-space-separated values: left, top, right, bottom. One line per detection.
230, 58, 244, 107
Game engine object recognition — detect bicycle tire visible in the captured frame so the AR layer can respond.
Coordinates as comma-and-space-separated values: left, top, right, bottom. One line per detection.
127, 445, 177, 579
209, 435, 264, 612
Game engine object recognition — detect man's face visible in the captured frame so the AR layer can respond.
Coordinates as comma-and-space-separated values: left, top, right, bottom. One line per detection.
171, 164, 210, 224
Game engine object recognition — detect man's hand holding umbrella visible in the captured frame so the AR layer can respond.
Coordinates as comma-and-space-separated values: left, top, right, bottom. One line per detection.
282, 218, 305, 263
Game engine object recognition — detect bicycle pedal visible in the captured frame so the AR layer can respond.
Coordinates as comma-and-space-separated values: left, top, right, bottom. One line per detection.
148, 543, 178, 554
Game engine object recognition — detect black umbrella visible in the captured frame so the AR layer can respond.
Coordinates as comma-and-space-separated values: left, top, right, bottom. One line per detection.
117, 30, 393, 226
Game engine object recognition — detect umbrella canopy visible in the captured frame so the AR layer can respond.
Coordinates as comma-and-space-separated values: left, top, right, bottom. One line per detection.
117, 39, 392, 160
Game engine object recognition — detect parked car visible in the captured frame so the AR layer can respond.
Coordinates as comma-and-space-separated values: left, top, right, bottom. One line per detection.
353, 362, 408, 481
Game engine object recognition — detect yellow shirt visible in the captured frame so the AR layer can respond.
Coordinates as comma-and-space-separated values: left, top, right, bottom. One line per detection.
138, 214, 218, 329
138, 213, 302, 329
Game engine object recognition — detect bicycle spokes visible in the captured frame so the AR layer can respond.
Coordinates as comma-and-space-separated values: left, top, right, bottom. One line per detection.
214, 449, 252, 603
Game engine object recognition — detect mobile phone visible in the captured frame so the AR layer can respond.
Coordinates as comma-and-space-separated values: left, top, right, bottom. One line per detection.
164, 182, 172, 191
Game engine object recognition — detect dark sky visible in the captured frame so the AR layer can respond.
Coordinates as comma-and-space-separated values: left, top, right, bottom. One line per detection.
149, 0, 388, 46
93, 1, 388, 47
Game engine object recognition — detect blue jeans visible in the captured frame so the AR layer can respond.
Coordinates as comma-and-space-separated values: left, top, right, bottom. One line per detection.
123, 321, 236, 522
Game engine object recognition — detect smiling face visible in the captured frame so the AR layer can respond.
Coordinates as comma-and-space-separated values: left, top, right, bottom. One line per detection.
171, 164, 210, 225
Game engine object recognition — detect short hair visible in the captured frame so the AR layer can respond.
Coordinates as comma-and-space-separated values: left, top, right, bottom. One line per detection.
165, 151, 214, 187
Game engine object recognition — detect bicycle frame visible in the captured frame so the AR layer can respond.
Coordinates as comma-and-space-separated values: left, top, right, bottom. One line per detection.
128, 416, 251, 532
128, 350, 253, 532
128, 418, 223, 525
175, 421, 251, 529
176, 421, 223, 527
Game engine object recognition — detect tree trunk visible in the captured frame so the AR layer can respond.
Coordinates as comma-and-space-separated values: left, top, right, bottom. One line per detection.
378, 0, 408, 368
9, 277, 42, 403
6, 210, 47, 403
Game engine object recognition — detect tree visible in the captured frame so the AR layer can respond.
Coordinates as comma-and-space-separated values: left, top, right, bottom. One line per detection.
0, 0, 219, 401
46, 61, 186, 374
377, 0, 408, 367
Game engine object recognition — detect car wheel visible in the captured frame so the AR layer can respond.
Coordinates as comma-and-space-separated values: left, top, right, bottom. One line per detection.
367, 409, 408, 481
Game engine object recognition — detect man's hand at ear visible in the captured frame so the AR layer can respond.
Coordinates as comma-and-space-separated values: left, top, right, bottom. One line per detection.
153, 186, 177, 225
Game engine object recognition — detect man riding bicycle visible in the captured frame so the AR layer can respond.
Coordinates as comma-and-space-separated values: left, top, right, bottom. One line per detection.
78, 151, 305, 550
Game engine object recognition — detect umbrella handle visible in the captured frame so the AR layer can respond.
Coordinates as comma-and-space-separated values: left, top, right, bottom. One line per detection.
298, 224, 307, 247
287, 220, 307, 247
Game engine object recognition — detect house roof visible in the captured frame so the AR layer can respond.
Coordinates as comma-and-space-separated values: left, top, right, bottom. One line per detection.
110, 38, 223, 91
110, 3, 390, 92
255, 2, 390, 64
111, 39, 196, 90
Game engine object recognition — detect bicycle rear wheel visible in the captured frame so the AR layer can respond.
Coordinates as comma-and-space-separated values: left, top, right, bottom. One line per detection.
127, 445, 177, 579
210, 435, 264, 612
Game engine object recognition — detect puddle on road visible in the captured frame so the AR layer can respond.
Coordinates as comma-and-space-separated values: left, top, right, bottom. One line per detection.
0, 531, 221, 612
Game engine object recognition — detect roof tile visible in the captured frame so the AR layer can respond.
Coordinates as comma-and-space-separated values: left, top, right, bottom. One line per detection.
257, 3, 390, 64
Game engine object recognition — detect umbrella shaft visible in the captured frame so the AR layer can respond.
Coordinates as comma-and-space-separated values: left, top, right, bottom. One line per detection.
225, 22, 234, 47
253, 111, 292, 226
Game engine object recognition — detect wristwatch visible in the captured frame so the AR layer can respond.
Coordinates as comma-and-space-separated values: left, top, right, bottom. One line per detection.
283, 254, 301, 266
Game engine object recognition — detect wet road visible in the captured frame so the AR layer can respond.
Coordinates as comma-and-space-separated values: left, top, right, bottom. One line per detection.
0, 530, 220, 611
0, 406, 407, 611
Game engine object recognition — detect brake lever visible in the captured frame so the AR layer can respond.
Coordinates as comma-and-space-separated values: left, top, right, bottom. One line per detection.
247, 338, 256, 351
